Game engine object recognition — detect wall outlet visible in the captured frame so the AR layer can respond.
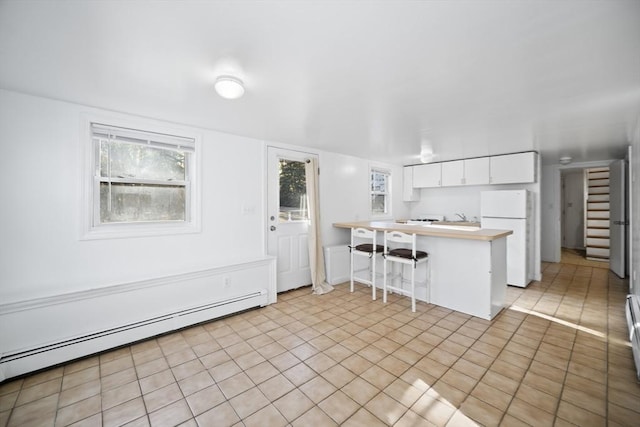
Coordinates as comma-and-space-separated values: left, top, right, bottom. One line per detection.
223, 277, 230, 287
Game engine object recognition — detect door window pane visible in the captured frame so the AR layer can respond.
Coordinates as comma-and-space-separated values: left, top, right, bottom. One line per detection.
279, 159, 308, 222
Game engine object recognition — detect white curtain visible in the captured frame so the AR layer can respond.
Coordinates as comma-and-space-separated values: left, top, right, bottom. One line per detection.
305, 157, 334, 295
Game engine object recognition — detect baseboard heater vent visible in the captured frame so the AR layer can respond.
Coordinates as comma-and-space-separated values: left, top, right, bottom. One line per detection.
0, 290, 268, 381
2, 291, 263, 364
625, 294, 640, 381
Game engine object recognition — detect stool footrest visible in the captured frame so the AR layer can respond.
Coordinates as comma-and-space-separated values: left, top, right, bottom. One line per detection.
386, 285, 412, 297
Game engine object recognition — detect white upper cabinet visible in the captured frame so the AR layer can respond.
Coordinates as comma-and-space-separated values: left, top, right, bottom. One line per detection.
412, 163, 442, 188
441, 158, 489, 186
441, 160, 464, 186
464, 157, 490, 186
406, 151, 535, 194
402, 166, 420, 201
490, 152, 536, 184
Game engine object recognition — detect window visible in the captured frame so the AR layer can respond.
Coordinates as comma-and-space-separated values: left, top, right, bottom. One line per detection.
278, 158, 308, 222
85, 122, 199, 238
371, 168, 390, 215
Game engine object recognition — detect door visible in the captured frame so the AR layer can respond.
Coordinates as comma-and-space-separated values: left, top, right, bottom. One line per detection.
561, 171, 585, 249
267, 147, 312, 292
610, 159, 626, 278
628, 146, 633, 285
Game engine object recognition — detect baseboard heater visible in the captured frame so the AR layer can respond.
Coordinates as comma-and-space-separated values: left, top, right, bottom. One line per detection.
0, 257, 276, 382
625, 294, 640, 381
0, 290, 268, 382
1, 291, 264, 365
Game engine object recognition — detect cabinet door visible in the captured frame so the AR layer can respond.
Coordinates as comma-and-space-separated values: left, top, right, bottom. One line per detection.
441, 160, 464, 186
464, 157, 490, 186
490, 152, 536, 184
402, 166, 420, 201
413, 163, 442, 188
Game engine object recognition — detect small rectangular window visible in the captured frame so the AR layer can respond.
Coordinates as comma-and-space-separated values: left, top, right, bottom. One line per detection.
86, 122, 198, 238
371, 168, 390, 215
278, 158, 309, 222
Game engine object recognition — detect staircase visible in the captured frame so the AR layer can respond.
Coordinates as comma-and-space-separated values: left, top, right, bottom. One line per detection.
585, 167, 610, 261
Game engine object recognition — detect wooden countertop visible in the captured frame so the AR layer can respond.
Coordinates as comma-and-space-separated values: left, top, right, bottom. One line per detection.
333, 221, 512, 241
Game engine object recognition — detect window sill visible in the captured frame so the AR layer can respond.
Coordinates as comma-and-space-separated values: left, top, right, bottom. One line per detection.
81, 222, 200, 240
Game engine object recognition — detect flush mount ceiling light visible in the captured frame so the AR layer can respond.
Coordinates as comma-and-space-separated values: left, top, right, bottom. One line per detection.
214, 75, 245, 99
559, 156, 572, 165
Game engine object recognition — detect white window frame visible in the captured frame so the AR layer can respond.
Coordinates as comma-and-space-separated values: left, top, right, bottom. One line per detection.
370, 167, 392, 218
81, 115, 201, 240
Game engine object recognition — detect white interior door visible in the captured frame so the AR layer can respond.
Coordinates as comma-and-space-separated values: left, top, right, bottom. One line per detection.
609, 159, 626, 278
267, 147, 312, 292
561, 171, 585, 249
628, 146, 633, 285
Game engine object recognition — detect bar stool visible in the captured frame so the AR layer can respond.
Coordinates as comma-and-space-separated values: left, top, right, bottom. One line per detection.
383, 230, 429, 312
349, 227, 384, 300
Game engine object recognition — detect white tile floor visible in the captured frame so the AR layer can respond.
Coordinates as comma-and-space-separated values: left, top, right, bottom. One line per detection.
0, 253, 638, 426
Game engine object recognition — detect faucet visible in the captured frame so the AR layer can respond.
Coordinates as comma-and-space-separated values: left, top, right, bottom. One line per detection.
455, 213, 467, 222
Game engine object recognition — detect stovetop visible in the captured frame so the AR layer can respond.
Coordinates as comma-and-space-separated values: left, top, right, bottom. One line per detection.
406, 214, 444, 225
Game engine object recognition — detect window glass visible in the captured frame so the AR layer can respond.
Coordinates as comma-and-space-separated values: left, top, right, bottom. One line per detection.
91, 123, 195, 228
99, 140, 185, 181
371, 169, 390, 215
279, 159, 308, 222
371, 194, 386, 214
99, 183, 186, 223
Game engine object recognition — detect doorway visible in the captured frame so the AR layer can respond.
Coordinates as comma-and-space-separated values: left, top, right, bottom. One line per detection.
561, 170, 585, 251
560, 167, 610, 268
266, 147, 313, 292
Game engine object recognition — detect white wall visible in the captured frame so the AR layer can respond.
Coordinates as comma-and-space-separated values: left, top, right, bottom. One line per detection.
0, 89, 408, 305
0, 90, 268, 304
540, 164, 561, 262
319, 151, 408, 247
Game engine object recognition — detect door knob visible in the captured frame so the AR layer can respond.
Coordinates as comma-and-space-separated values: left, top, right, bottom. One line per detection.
270, 226, 276, 231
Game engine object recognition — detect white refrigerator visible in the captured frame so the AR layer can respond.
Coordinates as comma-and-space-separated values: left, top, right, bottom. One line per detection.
481, 190, 531, 288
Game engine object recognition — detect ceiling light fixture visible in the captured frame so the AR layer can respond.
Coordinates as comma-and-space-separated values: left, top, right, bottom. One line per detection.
214, 75, 245, 99
559, 156, 572, 165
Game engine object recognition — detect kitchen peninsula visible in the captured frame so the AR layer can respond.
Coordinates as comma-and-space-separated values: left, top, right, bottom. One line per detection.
334, 221, 512, 320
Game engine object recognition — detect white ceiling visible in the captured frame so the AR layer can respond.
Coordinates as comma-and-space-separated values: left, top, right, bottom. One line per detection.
1, 0, 639, 165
